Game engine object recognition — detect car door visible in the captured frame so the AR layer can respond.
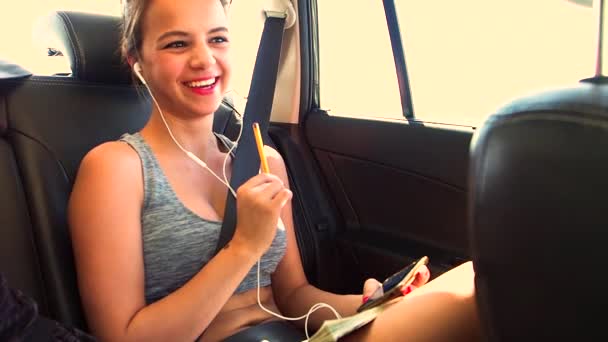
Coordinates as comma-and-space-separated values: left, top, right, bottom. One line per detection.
268, 0, 596, 294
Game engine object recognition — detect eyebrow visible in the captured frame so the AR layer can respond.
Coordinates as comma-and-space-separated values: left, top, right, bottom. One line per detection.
157, 27, 229, 42
157, 30, 188, 42
208, 26, 229, 34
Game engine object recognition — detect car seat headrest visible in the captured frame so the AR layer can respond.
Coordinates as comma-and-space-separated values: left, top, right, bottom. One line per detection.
0, 59, 32, 81
469, 82, 608, 340
41, 11, 131, 84
0, 59, 32, 135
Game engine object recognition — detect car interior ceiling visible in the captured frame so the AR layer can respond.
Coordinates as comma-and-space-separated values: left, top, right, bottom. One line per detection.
2, 2, 608, 341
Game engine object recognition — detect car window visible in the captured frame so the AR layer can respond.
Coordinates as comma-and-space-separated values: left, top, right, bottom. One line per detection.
317, 0, 402, 121
318, 0, 596, 127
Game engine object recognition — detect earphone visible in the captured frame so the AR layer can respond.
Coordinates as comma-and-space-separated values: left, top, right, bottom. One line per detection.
133, 62, 237, 196
133, 62, 340, 339
133, 62, 146, 85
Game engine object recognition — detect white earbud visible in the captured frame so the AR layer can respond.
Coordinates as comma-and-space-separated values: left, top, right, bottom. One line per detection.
133, 62, 147, 85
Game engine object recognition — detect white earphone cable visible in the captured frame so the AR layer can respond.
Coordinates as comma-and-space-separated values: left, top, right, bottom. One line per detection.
136, 67, 341, 339
139, 68, 237, 196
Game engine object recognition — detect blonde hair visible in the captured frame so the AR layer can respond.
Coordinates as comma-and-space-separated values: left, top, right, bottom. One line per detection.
120, 0, 230, 61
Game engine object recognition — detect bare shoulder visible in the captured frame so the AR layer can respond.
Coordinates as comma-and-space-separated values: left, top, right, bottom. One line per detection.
69, 140, 144, 223
78, 140, 141, 175
264, 145, 290, 184
264, 145, 286, 171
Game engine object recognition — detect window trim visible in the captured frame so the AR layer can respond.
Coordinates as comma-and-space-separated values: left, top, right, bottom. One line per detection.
382, 0, 415, 120
310, 0, 415, 120
298, 0, 319, 119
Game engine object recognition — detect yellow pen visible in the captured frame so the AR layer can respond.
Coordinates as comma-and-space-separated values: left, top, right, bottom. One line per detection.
252, 122, 270, 174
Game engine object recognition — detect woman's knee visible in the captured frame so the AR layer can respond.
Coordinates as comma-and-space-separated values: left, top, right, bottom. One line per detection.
342, 261, 479, 342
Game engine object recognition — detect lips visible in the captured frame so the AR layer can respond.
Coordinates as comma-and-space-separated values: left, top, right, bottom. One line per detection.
184, 77, 219, 95
185, 77, 217, 88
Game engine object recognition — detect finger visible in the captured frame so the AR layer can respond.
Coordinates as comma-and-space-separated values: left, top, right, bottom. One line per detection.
236, 176, 268, 196
270, 188, 292, 208
401, 284, 415, 296
411, 265, 431, 287
256, 180, 286, 200
239, 174, 282, 197
259, 173, 283, 186
244, 173, 283, 188
362, 278, 382, 300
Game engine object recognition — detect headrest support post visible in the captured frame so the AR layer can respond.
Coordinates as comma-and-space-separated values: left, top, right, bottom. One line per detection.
594, 0, 606, 77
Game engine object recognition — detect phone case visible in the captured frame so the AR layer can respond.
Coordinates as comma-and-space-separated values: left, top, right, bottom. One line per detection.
356, 256, 429, 312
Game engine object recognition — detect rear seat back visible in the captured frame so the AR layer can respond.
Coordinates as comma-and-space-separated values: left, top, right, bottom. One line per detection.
1, 11, 241, 330
0, 62, 48, 314
5, 76, 150, 329
469, 81, 608, 340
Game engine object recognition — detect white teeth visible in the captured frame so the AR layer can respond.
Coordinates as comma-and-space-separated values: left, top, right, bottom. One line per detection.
186, 78, 216, 88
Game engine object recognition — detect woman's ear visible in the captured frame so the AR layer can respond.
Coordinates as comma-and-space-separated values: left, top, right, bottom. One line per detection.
127, 56, 136, 69
126, 56, 146, 85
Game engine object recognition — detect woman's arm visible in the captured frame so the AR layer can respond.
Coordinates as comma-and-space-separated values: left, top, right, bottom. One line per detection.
68, 142, 277, 342
267, 146, 431, 332
265, 146, 362, 331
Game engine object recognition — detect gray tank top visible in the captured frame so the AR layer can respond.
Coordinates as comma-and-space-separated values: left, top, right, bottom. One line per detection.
120, 132, 287, 304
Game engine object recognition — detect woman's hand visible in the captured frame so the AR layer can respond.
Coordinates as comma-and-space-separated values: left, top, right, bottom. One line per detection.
231, 173, 292, 257
361, 265, 431, 303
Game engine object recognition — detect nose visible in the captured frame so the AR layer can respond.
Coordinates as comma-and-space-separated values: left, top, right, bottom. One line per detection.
190, 42, 216, 69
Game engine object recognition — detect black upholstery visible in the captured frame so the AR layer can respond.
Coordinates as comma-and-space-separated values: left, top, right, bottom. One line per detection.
469, 82, 608, 341
0, 77, 48, 315
3, 77, 151, 329
39, 10, 243, 138
0, 11, 241, 331
41, 11, 131, 84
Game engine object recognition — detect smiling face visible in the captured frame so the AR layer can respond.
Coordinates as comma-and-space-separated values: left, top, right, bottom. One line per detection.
135, 0, 232, 119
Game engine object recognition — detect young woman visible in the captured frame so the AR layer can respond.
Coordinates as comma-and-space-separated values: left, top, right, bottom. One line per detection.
68, 0, 480, 341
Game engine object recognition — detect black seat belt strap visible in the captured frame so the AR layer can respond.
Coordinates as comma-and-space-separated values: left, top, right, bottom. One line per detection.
215, 12, 287, 254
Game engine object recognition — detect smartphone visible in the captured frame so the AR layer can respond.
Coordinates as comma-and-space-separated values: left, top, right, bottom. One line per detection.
356, 256, 429, 312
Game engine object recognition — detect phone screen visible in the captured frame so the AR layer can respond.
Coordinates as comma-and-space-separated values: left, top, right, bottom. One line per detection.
356, 256, 429, 312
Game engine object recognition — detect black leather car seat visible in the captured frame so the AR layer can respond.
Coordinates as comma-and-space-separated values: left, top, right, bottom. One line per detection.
1, 11, 241, 330
469, 79, 608, 341
0, 60, 50, 317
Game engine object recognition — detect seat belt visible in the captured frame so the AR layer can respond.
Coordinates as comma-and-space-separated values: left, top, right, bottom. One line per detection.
214, 9, 288, 254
